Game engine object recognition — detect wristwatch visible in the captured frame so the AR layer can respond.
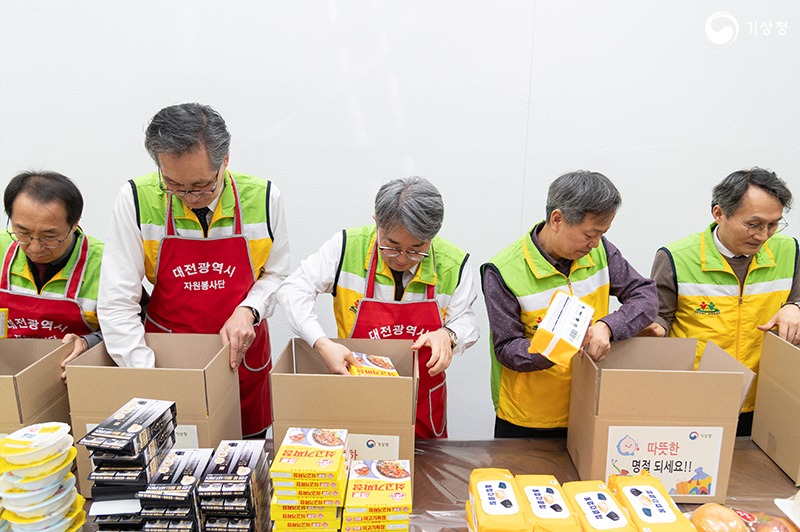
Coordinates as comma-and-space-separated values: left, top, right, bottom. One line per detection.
444, 327, 458, 349
250, 307, 260, 325
786, 301, 800, 310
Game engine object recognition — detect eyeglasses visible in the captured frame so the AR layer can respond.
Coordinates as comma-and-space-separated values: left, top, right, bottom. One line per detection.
377, 230, 431, 262
6, 223, 74, 249
739, 218, 788, 236
158, 167, 221, 198
378, 245, 430, 261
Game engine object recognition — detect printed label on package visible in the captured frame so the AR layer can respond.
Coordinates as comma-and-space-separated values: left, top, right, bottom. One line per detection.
347, 434, 400, 461
606, 426, 723, 498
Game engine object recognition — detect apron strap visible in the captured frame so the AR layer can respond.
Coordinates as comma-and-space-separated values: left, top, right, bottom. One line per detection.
0, 241, 19, 290
164, 172, 244, 237
64, 233, 90, 300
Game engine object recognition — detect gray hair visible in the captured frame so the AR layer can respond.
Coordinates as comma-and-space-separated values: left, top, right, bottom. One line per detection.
374, 176, 444, 241
545, 170, 621, 225
144, 103, 231, 170
712, 167, 792, 216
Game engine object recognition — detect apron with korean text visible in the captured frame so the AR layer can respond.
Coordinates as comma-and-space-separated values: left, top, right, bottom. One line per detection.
350, 246, 447, 439
144, 179, 271, 437
0, 236, 94, 338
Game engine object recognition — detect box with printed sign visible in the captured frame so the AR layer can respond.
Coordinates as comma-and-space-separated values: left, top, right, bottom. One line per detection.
567, 337, 754, 504
271, 338, 417, 470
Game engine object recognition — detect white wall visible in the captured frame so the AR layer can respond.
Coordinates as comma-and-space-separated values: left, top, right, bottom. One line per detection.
1, 1, 798, 439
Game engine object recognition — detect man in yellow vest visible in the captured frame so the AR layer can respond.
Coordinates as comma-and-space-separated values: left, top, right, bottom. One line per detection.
645, 168, 800, 436
277, 176, 479, 438
482, 170, 657, 438
1, 171, 104, 381
98, 103, 290, 438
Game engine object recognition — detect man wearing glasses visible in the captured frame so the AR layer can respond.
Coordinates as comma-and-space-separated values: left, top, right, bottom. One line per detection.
644, 167, 799, 436
277, 176, 479, 438
98, 103, 290, 438
1, 171, 104, 380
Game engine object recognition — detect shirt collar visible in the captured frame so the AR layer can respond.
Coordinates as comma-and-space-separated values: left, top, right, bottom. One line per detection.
713, 225, 748, 259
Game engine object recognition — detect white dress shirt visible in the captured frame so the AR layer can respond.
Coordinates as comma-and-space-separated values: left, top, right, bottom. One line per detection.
277, 230, 480, 355
97, 177, 290, 368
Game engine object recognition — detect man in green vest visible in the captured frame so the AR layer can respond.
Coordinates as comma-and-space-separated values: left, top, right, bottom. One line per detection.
1, 171, 105, 381
482, 170, 657, 438
277, 176, 479, 438
645, 167, 800, 436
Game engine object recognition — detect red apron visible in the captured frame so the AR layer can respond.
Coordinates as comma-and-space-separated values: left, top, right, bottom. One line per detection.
0, 235, 95, 338
350, 246, 447, 439
144, 178, 272, 437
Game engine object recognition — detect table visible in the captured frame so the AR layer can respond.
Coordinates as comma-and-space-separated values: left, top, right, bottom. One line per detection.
83, 437, 798, 531
412, 437, 799, 531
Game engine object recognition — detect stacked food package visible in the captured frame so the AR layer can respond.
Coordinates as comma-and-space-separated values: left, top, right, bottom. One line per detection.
467, 468, 701, 532
77, 397, 177, 531
0, 422, 84, 531
466, 469, 532, 532
607, 471, 694, 530
270, 428, 350, 531
348, 353, 400, 377
342, 459, 412, 532
514, 474, 580, 530
197, 440, 271, 531
134, 447, 213, 531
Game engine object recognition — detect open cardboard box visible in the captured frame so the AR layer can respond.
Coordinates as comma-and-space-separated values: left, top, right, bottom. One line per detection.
0, 338, 72, 436
65, 333, 242, 497
271, 338, 418, 469
752, 331, 800, 486
567, 337, 754, 504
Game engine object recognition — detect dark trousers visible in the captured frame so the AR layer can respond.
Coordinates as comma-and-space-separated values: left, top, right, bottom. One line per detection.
736, 411, 753, 437
494, 416, 568, 439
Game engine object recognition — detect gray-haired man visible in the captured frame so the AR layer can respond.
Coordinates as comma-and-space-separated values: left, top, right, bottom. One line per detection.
481, 170, 657, 438
98, 103, 290, 438
277, 176, 479, 438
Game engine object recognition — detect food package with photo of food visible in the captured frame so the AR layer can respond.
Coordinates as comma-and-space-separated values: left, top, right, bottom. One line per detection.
348, 352, 400, 377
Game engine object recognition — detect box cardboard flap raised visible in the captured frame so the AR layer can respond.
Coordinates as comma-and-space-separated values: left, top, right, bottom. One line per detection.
587, 338, 751, 419
697, 340, 756, 411
0, 339, 69, 424
752, 332, 800, 485
568, 337, 755, 504
271, 338, 418, 424
66, 333, 234, 418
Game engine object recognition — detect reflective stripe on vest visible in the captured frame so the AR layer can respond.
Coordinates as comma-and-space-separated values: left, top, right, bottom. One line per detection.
666, 224, 797, 412
484, 225, 610, 428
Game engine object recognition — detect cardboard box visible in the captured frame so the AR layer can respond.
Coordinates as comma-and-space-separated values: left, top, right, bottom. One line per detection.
0, 338, 72, 436
752, 332, 800, 486
65, 333, 242, 497
567, 337, 754, 504
271, 338, 417, 468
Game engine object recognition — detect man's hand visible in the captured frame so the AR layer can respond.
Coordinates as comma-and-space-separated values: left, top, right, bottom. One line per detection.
584, 321, 612, 362
60, 334, 88, 382
313, 337, 359, 375
220, 307, 257, 370
637, 322, 667, 337
411, 328, 453, 377
758, 304, 800, 346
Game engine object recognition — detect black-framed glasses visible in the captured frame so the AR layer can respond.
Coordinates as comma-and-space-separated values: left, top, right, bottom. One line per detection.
6, 221, 74, 249
158, 167, 221, 198
739, 218, 788, 236
377, 245, 430, 261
